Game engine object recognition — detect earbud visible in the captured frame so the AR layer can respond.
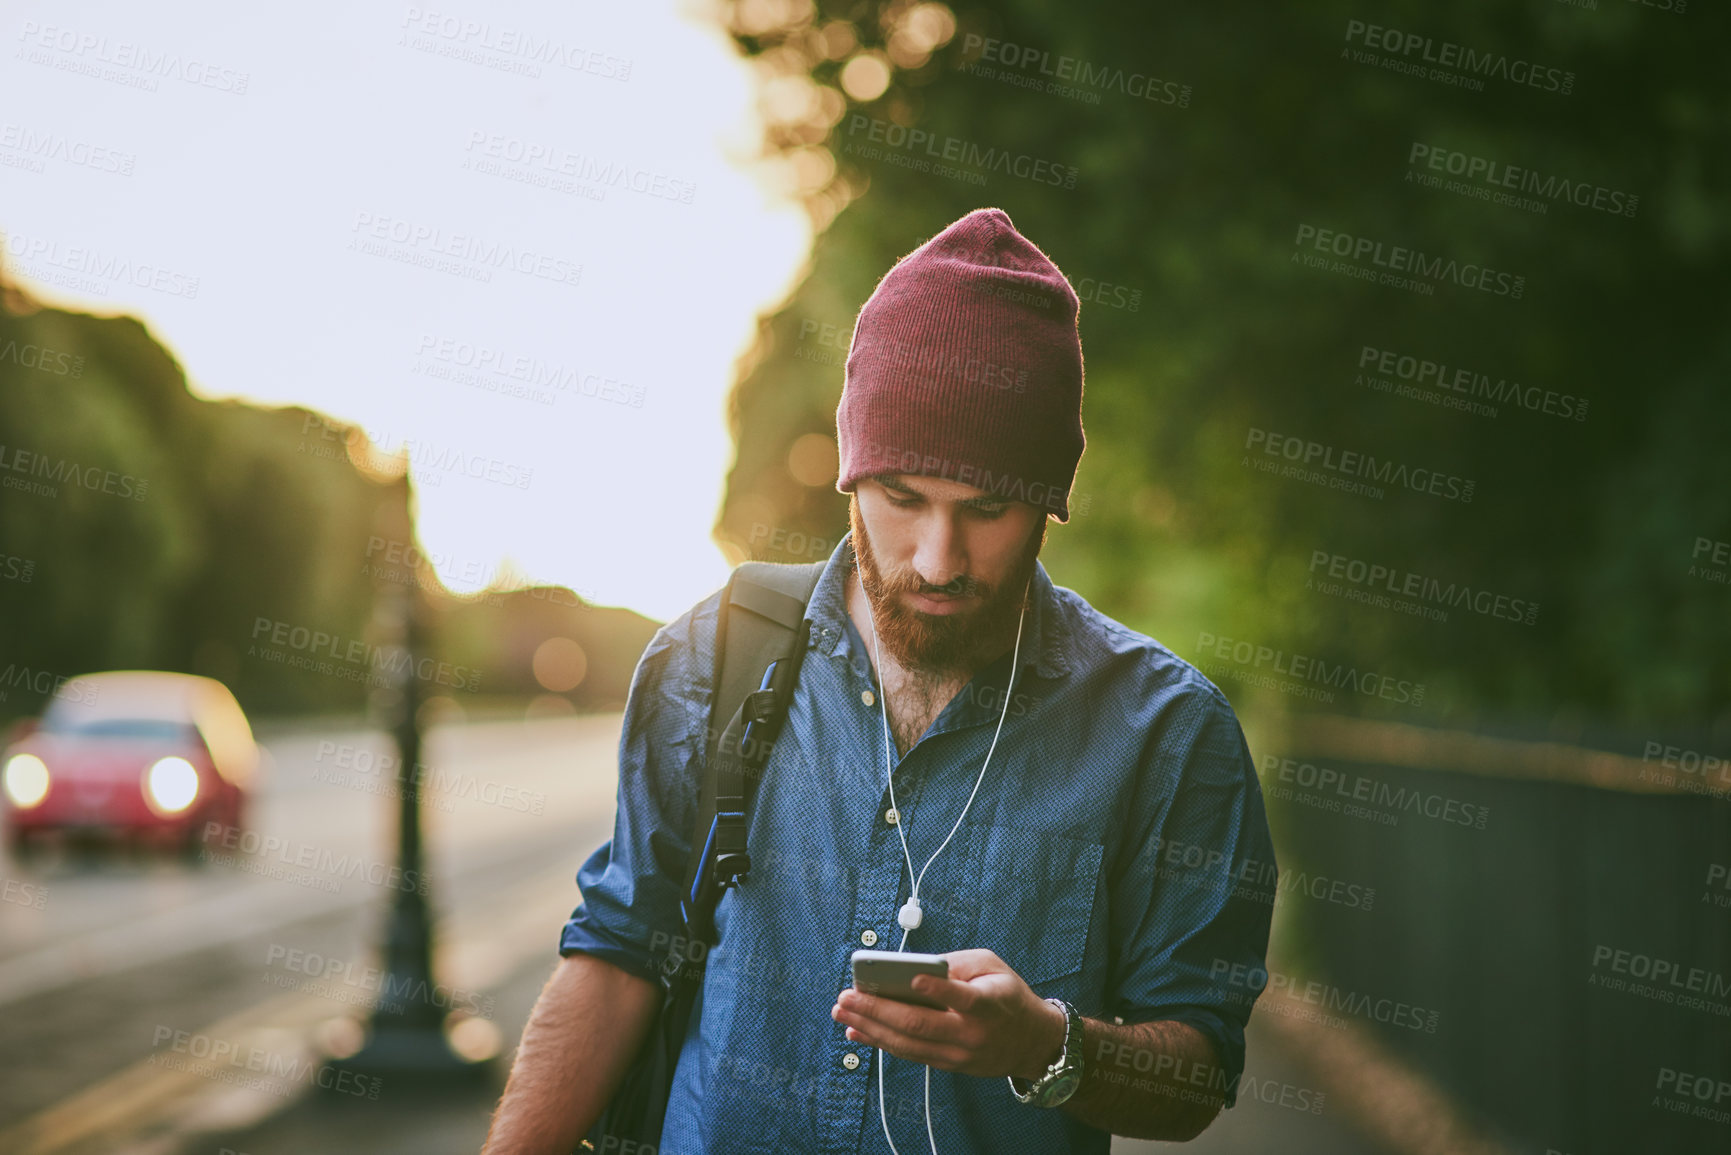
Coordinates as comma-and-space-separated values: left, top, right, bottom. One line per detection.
898, 898, 923, 930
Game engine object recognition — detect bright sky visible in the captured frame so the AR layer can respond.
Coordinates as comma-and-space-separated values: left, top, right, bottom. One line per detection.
0, 0, 812, 622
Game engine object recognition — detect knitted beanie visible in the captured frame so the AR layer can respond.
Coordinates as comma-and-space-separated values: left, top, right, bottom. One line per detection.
833, 207, 1085, 520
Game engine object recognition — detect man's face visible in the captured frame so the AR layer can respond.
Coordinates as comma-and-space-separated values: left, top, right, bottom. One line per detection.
850, 474, 1047, 677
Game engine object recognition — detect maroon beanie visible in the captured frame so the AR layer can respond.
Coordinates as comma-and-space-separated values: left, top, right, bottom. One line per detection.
834, 207, 1085, 521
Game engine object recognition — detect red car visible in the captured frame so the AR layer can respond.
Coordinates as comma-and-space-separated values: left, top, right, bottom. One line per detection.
3, 671, 257, 858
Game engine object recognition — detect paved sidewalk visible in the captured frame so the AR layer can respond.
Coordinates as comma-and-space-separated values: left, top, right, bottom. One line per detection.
184, 953, 547, 1155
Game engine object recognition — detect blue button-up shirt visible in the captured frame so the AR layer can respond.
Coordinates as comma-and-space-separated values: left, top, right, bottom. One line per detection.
561, 532, 1276, 1154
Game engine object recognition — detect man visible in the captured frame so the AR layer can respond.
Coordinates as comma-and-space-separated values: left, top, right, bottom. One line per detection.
483, 208, 1276, 1154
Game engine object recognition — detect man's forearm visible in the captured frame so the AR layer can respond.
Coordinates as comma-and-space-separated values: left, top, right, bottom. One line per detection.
482, 952, 660, 1155
1052, 1016, 1225, 1141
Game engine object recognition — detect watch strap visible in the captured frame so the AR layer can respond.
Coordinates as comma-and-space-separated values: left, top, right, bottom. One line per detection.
1008, 998, 1083, 1107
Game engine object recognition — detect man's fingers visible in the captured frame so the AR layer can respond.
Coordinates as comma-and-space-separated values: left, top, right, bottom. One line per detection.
837, 988, 950, 1036
938, 948, 1005, 982
843, 1018, 966, 1070
911, 973, 978, 1012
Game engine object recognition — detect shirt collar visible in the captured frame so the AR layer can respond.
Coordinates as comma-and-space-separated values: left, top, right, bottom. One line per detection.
804, 529, 1071, 683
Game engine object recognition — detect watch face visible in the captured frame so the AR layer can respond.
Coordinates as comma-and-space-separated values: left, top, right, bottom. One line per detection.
1039, 1070, 1082, 1107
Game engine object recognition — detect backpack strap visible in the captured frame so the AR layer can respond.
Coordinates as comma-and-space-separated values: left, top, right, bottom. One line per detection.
679, 560, 826, 946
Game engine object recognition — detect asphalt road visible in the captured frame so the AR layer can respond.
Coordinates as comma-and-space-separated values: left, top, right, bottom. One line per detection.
0, 713, 1393, 1155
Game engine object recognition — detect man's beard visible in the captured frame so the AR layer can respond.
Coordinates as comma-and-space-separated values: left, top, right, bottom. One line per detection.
849, 497, 1046, 679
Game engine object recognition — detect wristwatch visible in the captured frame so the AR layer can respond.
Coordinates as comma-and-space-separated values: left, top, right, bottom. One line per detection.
1008, 997, 1084, 1108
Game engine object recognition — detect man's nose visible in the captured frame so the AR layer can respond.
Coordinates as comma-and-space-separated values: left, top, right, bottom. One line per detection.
911, 517, 967, 590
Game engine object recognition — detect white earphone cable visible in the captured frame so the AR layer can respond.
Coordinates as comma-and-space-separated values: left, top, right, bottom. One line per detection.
862, 569, 1030, 1155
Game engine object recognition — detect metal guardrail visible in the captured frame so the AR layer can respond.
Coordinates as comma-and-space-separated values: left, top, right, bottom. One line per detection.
1261, 713, 1724, 798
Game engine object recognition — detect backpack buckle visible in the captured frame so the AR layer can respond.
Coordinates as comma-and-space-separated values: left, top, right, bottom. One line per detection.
738, 663, 782, 754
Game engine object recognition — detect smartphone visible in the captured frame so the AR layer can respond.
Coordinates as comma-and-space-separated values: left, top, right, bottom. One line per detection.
851, 949, 950, 1010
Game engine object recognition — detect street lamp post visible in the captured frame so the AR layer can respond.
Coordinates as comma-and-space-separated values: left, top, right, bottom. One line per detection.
321, 474, 493, 1094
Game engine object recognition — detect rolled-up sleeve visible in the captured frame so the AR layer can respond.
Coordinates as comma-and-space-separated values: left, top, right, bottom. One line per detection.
1103, 678, 1277, 1110
558, 587, 723, 984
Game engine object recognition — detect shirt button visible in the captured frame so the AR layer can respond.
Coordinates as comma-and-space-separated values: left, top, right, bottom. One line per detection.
861, 689, 876, 706
884, 807, 899, 825
842, 1053, 861, 1071
860, 929, 878, 947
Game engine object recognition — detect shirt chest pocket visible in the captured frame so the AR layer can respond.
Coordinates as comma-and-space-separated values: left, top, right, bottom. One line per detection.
959, 824, 1104, 988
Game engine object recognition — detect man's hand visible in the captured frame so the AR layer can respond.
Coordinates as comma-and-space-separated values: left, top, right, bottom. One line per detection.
829, 948, 1067, 1082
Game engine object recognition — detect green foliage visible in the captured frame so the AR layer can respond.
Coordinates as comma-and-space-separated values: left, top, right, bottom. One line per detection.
0, 286, 663, 721
718, 0, 1730, 728
0, 293, 386, 717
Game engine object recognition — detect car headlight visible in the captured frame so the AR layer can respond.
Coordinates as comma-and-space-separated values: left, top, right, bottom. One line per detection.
145, 756, 200, 814
3, 753, 49, 809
